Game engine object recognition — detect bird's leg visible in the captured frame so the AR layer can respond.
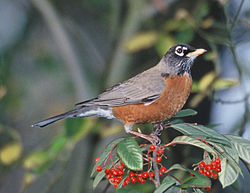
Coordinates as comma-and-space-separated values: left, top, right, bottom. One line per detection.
152, 122, 165, 136
124, 124, 161, 145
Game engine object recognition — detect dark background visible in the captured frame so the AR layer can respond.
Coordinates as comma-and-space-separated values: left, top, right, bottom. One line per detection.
0, 0, 249, 193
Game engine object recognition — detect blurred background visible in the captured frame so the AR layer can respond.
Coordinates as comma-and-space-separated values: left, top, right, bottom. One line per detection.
0, 0, 249, 193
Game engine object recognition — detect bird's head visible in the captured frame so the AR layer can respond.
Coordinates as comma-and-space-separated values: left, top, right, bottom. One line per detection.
161, 44, 207, 75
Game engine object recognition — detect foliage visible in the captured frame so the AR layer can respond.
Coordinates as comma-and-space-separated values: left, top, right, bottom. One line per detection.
91, 109, 250, 192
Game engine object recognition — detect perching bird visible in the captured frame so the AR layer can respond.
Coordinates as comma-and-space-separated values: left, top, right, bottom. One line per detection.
32, 44, 206, 143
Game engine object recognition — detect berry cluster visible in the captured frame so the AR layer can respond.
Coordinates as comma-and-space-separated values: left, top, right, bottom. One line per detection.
95, 144, 167, 188
198, 157, 221, 179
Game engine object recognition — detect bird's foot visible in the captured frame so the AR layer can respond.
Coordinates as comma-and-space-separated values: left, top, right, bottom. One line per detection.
152, 122, 165, 136
127, 130, 161, 145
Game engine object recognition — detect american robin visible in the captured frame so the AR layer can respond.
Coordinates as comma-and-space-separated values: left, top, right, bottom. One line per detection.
32, 44, 206, 143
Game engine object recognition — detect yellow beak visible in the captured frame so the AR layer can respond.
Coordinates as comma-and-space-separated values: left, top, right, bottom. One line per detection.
186, 48, 207, 57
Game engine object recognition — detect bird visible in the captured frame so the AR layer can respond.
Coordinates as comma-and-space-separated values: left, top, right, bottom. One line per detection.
32, 44, 206, 143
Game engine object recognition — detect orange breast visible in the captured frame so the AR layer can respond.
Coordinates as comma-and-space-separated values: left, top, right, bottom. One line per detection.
112, 72, 192, 125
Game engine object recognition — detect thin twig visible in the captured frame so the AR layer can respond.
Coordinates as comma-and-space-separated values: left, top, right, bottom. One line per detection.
230, 0, 245, 30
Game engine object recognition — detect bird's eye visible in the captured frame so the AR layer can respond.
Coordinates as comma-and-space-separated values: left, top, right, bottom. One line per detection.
177, 48, 182, 53
175, 46, 184, 56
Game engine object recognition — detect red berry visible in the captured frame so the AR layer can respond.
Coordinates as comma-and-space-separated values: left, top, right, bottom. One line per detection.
205, 171, 211, 176
112, 169, 118, 176
137, 173, 142, 177
140, 178, 145, 183
122, 181, 128, 187
129, 171, 135, 177
142, 172, 149, 179
149, 144, 156, 151
96, 165, 102, 172
115, 177, 122, 183
110, 177, 115, 183
137, 176, 143, 182
159, 172, 163, 177
205, 164, 212, 171
190, 172, 195, 176
198, 168, 204, 174
160, 167, 167, 173
149, 171, 155, 177
106, 174, 111, 179
113, 182, 119, 188
117, 165, 124, 170
131, 177, 136, 183
95, 157, 100, 163
125, 177, 130, 183
118, 170, 124, 176
205, 187, 211, 191
199, 161, 205, 168
215, 168, 221, 173
215, 163, 221, 169
156, 157, 162, 163
211, 172, 217, 179
157, 149, 164, 155
215, 158, 221, 164
105, 168, 109, 174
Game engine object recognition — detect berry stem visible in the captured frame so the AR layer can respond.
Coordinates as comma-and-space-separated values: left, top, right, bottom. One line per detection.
152, 147, 160, 187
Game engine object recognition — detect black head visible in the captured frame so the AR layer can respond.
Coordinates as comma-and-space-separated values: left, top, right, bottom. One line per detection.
162, 44, 206, 75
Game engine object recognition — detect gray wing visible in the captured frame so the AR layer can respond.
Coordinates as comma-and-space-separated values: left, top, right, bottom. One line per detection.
76, 66, 166, 107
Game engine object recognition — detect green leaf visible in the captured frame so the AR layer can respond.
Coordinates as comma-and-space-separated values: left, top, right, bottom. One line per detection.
65, 118, 85, 138
116, 189, 142, 193
225, 135, 250, 163
154, 176, 176, 193
117, 138, 143, 171
171, 136, 217, 155
174, 109, 197, 118
93, 168, 106, 189
93, 157, 119, 189
170, 123, 231, 147
49, 135, 67, 155
212, 78, 239, 90
178, 176, 211, 189
219, 157, 240, 188
167, 163, 187, 172
208, 142, 241, 188
91, 138, 124, 177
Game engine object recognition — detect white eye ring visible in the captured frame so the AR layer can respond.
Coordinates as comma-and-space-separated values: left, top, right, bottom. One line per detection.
175, 46, 185, 56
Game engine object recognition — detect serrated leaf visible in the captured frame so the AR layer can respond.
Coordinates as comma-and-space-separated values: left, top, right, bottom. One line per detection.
174, 109, 197, 118
125, 31, 158, 53
154, 176, 176, 193
225, 135, 250, 163
212, 78, 239, 90
117, 138, 143, 171
91, 138, 124, 177
171, 136, 217, 155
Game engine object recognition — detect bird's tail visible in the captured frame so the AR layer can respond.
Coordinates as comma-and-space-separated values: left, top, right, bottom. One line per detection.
32, 106, 113, 128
